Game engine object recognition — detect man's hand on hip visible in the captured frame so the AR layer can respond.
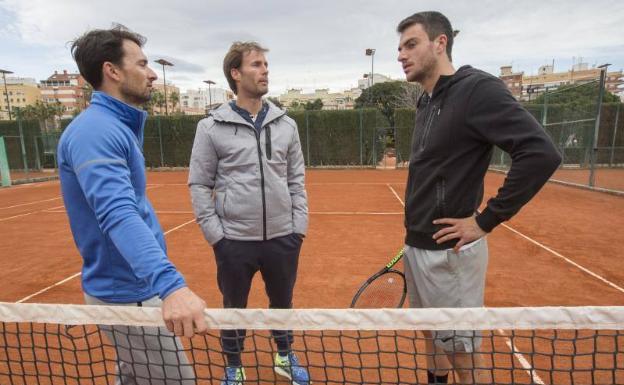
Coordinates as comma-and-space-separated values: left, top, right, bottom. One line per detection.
432, 216, 486, 253
162, 287, 207, 337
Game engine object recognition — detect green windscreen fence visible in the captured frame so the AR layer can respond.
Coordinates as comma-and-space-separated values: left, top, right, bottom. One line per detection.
394, 95, 623, 193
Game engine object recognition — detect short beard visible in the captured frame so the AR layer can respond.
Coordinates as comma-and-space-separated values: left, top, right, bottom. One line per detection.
120, 84, 151, 106
407, 54, 437, 84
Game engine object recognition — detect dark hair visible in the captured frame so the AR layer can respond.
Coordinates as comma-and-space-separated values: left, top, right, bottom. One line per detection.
223, 41, 269, 94
71, 24, 146, 89
397, 11, 454, 61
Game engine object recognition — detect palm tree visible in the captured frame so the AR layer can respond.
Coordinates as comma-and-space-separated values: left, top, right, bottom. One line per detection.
169, 91, 180, 113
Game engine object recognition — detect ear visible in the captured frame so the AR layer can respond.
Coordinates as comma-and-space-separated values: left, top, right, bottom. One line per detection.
435, 34, 448, 55
231, 68, 241, 83
102, 61, 122, 84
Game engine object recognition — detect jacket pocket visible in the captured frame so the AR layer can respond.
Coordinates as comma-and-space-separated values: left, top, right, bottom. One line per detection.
220, 162, 259, 220
264, 159, 292, 219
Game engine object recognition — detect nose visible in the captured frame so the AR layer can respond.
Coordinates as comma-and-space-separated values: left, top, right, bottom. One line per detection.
397, 49, 406, 63
147, 67, 158, 81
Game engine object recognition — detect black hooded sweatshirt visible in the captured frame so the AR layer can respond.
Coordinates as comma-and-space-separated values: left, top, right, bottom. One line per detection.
405, 65, 562, 250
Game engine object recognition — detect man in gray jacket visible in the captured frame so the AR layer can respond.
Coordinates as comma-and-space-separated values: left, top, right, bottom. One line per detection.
188, 41, 309, 385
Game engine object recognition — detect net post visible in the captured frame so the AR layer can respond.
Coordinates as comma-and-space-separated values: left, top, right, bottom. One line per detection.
0, 136, 11, 187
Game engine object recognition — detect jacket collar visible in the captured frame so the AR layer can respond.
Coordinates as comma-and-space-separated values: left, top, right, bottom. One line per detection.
211, 99, 286, 128
90, 91, 148, 136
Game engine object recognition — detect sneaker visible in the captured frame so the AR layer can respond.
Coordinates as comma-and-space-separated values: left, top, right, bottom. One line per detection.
220, 366, 245, 385
274, 352, 310, 385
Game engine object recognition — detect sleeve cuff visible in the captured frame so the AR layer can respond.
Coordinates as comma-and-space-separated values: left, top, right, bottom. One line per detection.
157, 273, 188, 300
475, 207, 502, 233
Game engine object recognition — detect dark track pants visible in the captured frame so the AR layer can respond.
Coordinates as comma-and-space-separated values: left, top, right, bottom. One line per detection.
213, 233, 303, 366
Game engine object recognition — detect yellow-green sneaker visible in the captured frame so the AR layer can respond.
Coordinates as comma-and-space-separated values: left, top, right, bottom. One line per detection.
221, 366, 245, 385
274, 352, 310, 385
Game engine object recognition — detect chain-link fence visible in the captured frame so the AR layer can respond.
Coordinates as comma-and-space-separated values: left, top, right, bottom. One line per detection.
0, 115, 61, 186
392, 85, 623, 193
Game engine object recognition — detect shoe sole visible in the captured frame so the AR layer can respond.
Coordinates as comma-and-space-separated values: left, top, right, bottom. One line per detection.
274, 366, 309, 385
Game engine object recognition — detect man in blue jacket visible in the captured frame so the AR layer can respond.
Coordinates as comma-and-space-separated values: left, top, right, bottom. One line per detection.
58, 25, 207, 384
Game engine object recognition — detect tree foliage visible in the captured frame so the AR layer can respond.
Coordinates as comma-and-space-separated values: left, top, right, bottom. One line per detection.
267, 97, 283, 109
355, 81, 422, 126
304, 98, 323, 110
527, 82, 620, 106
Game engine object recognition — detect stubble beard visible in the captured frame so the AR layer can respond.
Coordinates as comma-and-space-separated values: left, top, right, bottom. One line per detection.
406, 53, 437, 84
121, 82, 151, 106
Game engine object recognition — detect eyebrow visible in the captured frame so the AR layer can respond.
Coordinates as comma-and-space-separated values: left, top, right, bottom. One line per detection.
399, 38, 418, 50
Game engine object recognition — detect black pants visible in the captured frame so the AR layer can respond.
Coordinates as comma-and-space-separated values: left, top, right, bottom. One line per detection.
213, 233, 303, 367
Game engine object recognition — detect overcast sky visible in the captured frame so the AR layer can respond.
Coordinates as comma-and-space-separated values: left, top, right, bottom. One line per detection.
1, 0, 623, 96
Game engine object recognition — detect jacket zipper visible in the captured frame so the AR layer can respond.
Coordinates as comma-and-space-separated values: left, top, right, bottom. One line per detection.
254, 129, 268, 240
420, 102, 437, 151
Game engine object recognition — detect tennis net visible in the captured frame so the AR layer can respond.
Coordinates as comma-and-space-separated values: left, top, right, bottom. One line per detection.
1, 302, 623, 384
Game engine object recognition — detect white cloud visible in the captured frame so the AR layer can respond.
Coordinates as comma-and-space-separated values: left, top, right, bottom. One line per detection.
1, 0, 623, 95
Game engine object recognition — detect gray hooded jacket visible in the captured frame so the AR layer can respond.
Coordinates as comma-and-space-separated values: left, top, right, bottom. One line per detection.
188, 101, 308, 245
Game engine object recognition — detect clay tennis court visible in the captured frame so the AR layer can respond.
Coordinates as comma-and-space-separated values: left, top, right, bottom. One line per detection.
1, 169, 623, 384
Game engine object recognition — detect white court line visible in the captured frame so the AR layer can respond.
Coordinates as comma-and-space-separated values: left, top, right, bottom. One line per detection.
500, 223, 624, 294
16, 273, 82, 304
387, 183, 624, 293
0, 211, 38, 222
498, 329, 545, 384
387, 184, 405, 206
0, 180, 58, 192
0, 185, 163, 221
0, 205, 66, 221
0, 196, 61, 210
163, 218, 196, 235
15, 217, 196, 303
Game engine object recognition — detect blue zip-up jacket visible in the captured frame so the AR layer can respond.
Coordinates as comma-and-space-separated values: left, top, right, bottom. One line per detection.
58, 91, 186, 303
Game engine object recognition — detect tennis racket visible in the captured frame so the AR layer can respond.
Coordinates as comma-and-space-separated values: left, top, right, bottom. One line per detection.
350, 249, 407, 308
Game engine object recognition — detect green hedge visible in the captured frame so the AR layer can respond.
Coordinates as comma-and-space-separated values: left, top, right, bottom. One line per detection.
144, 115, 203, 168
288, 109, 387, 166
394, 108, 416, 166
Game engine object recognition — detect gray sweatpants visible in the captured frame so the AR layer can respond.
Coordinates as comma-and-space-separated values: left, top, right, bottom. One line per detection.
403, 238, 488, 353
84, 294, 195, 385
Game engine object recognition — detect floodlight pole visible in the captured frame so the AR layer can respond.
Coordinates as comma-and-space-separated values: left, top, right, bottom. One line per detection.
203, 80, 215, 112
365, 49, 376, 87
155, 59, 174, 116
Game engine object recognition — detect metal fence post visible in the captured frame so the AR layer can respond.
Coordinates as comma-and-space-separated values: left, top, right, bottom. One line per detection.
609, 103, 620, 166
0, 136, 11, 187
16, 108, 29, 178
589, 70, 607, 187
33, 136, 41, 171
157, 116, 164, 168
305, 110, 310, 167
359, 108, 363, 165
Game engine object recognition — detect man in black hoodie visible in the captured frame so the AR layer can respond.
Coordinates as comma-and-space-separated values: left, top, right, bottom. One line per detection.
396, 11, 561, 384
